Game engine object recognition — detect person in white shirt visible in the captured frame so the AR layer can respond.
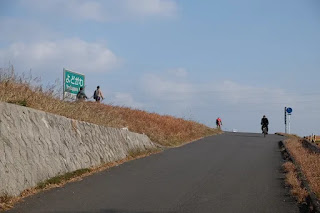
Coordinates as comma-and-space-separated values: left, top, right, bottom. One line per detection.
93, 86, 104, 103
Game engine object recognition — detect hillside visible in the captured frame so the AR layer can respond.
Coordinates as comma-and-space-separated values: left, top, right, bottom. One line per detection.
0, 67, 220, 146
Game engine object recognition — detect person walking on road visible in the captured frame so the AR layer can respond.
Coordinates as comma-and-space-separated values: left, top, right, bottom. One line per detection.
76, 87, 88, 101
216, 117, 222, 129
93, 86, 104, 103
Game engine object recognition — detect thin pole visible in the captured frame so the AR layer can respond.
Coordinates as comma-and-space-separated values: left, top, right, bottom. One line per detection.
63, 68, 65, 100
284, 107, 287, 134
288, 114, 291, 134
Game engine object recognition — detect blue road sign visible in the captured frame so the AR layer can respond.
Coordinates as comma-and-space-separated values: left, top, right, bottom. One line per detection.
286, 107, 293, 114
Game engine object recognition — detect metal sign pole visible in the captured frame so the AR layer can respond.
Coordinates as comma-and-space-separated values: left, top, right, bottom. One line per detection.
285, 107, 293, 134
288, 114, 291, 134
284, 107, 287, 134
63, 68, 65, 100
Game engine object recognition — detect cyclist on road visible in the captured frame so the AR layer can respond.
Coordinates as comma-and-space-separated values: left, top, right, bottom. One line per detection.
216, 117, 222, 129
261, 115, 269, 134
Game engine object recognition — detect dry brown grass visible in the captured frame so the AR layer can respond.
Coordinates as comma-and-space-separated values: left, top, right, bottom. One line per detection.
282, 162, 309, 203
0, 195, 15, 212
285, 138, 320, 200
0, 66, 220, 146
276, 132, 300, 138
283, 161, 296, 173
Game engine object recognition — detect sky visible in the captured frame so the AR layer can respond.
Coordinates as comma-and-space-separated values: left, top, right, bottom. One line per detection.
1, 0, 320, 136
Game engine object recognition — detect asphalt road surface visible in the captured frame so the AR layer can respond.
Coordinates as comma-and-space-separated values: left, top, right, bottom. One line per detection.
8, 132, 300, 213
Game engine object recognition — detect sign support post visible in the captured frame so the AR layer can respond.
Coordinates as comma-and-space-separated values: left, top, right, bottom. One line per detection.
288, 113, 291, 134
284, 107, 287, 134
285, 107, 293, 134
63, 69, 65, 100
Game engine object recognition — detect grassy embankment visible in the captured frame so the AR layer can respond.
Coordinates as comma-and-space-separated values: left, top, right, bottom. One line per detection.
0, 67, 219, 146
279, 133, 320, 204
0, 67, 220, 210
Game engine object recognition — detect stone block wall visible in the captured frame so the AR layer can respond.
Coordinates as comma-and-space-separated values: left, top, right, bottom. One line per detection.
0, 102, 157, 196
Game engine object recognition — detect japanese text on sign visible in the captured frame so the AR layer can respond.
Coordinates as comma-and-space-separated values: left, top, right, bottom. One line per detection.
63, 68, 85, 100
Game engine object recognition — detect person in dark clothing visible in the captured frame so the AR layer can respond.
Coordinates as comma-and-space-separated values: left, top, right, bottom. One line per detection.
76, 87, 88, 101
261, 115, 269, 133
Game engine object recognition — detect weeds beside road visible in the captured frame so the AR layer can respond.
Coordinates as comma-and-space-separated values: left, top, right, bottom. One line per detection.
285, 137, 320, 200
282, 161, 308, 203
278, 133, 320, 211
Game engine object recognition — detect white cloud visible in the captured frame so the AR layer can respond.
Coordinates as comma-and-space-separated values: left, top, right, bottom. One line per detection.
211, 80, 293, 106
167, 68, 187, 78
70, 1, 105, 22
19, 0, 105, 22
18, 0, 178, 22
142, 73, 193, 102
125, 0, 177, 17
0, 38, 120, 75
140, 71, 305, 113
112, 92, 143, 108
0, 18, 60, 43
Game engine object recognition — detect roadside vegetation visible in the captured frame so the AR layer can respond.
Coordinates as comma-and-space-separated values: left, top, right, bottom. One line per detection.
282, 162, 308, 203
278, 133, 320, 205
0, 66, 220, 147
285, 137, 320, 199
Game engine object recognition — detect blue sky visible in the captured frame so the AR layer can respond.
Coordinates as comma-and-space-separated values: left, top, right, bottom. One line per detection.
1, 0, 320, 136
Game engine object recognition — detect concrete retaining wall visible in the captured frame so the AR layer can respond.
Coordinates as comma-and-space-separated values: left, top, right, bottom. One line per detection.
0, 102, 158, 197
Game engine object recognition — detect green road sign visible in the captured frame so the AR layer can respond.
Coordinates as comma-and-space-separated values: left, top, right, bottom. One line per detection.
63, 68, 85, 100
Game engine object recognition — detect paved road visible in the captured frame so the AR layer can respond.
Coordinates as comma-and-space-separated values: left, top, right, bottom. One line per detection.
8, 133, 299, 213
